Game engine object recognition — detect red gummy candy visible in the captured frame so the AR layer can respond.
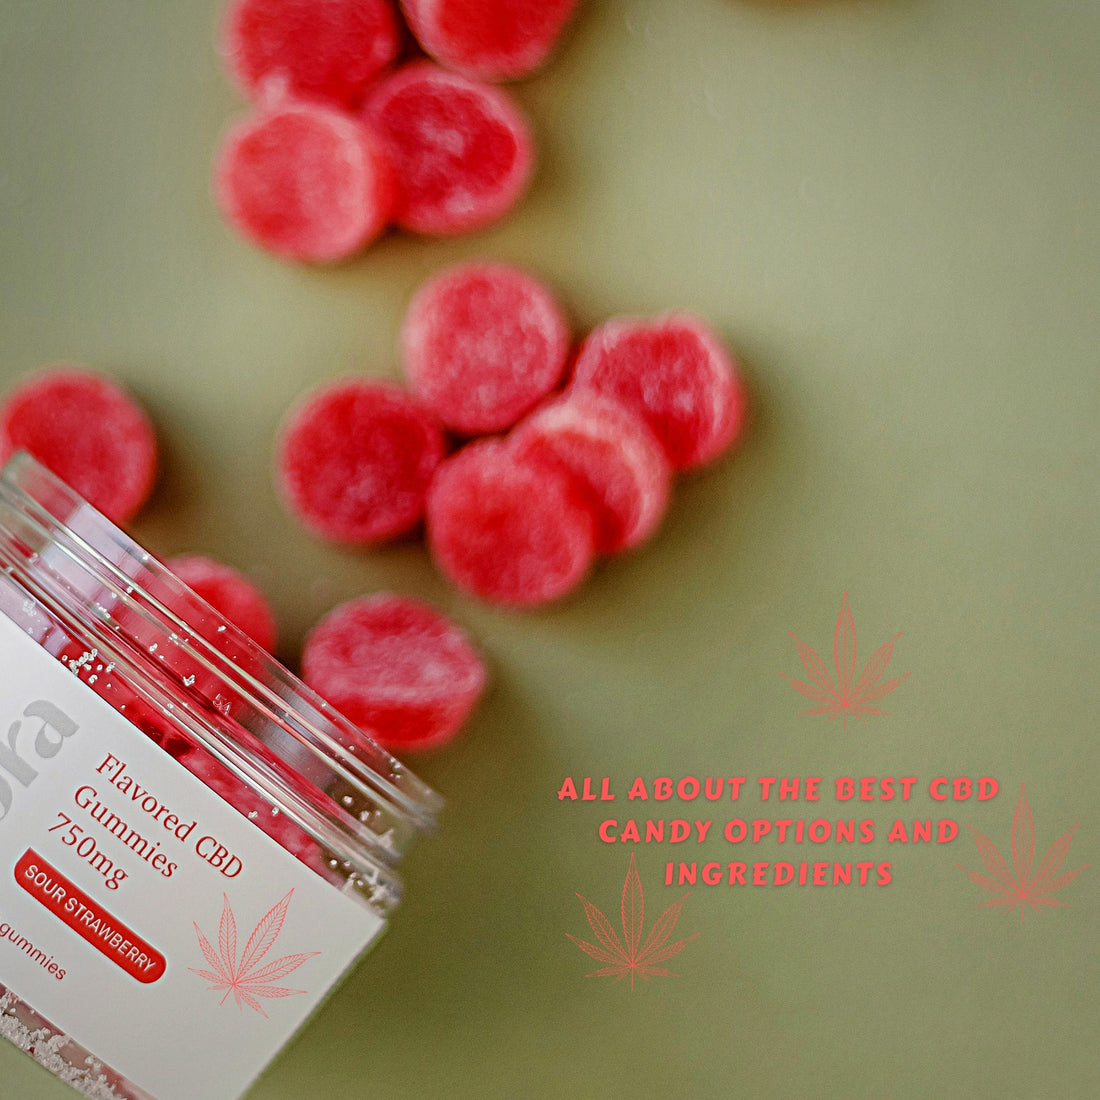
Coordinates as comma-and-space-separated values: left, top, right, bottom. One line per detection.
215, 102, 393, 262
401, 261, 570, 434
0, 367, 157, 525
166, 555, 278, 653
222, 0, 400, 110
53, 639, 178, 752
302, 593, 486, 751
276, 379, 446, 543
400, 0, 579, 82
512, 393, 671, 554
363, 63, 534, 236
570, 313, 748, 471
177, 747, 332, 878
426, 439, 595, 606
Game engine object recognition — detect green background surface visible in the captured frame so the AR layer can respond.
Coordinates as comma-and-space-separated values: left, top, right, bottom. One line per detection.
1, 1, 1097, 1097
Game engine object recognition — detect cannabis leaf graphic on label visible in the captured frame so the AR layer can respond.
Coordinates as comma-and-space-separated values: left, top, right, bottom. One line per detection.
189, 890, 320, 1017
779, 592, 909, 727
957, 785, 1088, 920
566, 853, 698, 989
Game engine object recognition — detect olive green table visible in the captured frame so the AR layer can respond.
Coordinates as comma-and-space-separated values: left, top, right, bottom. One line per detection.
1, 1, 1096, 1097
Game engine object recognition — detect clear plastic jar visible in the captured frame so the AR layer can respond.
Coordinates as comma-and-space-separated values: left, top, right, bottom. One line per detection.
0, 453, 441, 1100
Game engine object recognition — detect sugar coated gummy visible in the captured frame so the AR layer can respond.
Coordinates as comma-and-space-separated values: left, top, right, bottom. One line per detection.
276, 378, 445, 543
174, 747, 334, 879
363, 62, 534, 235
0, 367, 157, 524
215, 101, 394, 262
400, 0, 579, 82
166, 554, 278, 653
512, 393, 671, 554
401, 261, 570, 434
570, 313, 748, 471
426, 439, 595, 606
302, 593, 486, 751
222, 0, 400, 110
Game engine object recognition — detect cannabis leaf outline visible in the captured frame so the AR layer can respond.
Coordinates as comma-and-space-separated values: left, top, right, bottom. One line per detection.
566, 853, 698, 989
189, 889, 320, 1017
957, 784, 1088, 920
779, 592, 910, 727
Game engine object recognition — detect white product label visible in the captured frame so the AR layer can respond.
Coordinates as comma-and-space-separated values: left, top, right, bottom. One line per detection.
0, 611, 385, 1100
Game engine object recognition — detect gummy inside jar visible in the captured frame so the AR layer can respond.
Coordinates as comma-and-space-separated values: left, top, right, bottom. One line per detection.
0, 984, 153, 1100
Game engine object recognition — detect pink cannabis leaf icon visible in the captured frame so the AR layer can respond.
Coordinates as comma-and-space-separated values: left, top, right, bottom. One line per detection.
779, 592, 909, 727
957, 785, 1088, 920
189, 890, 320, 1017
566, 853, 698, 989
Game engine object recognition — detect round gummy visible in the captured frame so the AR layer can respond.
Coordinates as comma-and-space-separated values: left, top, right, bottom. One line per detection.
215, 102, 394, 263
0, 366, 157, 525
222, 0, 400, 110
570, 313, 748, 471
302, 593, 486, 751
363, 62, 534, 236
166, 554, 278, 653
401, 261, 570, 434
512, 393, 671, 554
400, 0, 579, 82
426, 439, 596, 607
276, 379, 446, 543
